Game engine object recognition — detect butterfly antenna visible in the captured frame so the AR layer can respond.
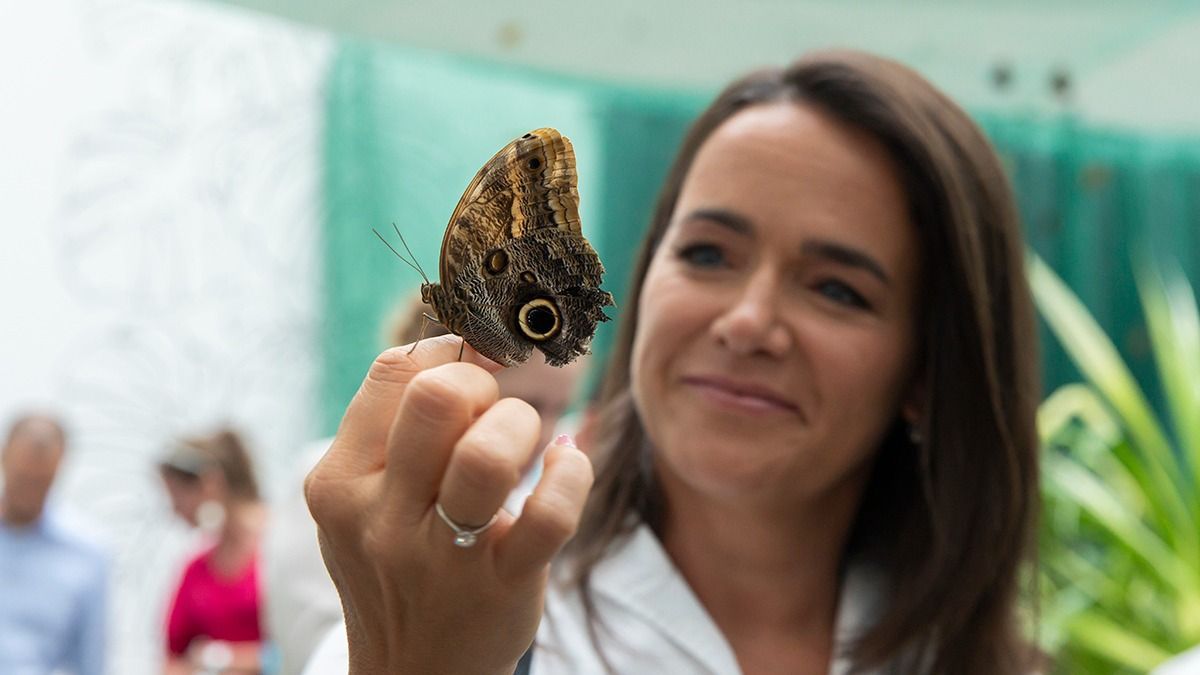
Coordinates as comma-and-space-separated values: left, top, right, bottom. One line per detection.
372, 226, 429, 284
394, 224, 431, 285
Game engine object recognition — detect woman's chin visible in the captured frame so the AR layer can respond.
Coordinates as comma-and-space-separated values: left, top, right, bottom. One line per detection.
655, 434, 806, 501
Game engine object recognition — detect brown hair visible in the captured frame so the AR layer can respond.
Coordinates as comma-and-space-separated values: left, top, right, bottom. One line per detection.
163, 428, 261, 502
569, 50, 1039, 673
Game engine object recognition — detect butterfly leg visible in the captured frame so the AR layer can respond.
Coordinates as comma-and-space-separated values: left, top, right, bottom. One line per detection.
457, 337, 466, 362
406, 313, 437, 355
406, 316, 425, 354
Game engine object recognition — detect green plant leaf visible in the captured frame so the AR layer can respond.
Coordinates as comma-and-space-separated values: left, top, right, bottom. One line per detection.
1039, 386, 1149, 517
1067, 613, 1173, 671
1042, 454, 1195, 597
1028, 254, 1197, 559
1136, 256, 1200, 507
1038, 383, 1121, 447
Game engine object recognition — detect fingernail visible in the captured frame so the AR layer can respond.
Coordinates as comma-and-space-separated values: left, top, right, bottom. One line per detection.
555, 434, 577, 448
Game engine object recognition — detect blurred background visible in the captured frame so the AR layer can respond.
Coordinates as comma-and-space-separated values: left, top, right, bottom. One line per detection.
2, 0, 1198, 673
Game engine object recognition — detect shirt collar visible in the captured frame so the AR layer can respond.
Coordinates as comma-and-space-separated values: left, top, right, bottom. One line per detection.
588, 524, 742, 673
587, 522, 888, 675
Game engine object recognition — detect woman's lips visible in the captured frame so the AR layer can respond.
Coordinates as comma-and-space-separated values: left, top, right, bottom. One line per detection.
681, 375, 800, 416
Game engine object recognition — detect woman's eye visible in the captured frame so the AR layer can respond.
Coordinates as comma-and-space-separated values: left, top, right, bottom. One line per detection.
677, 243, 726, 268
816, 279, 869, 309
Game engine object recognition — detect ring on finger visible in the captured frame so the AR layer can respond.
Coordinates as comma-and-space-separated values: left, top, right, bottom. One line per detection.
435, 502, 499, 548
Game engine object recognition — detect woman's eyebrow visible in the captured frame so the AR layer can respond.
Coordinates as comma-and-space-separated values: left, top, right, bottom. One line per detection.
681, 208, 755, 236
801, 239, 892, 286
679, 211, 892, 285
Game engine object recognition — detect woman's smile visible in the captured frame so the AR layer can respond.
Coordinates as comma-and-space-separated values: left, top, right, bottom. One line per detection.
680, 374, 802, 417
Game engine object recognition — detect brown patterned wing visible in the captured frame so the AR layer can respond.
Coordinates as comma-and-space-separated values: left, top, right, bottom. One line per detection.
424, 127, 612, 366
437, 128, 581, 290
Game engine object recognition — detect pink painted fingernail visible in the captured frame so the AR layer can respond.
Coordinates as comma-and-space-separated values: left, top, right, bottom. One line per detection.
555, 434, 577, 448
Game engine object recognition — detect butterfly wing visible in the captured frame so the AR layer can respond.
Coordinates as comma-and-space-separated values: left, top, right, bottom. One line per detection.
431, 128, 612, 366
438, 128, 581, 289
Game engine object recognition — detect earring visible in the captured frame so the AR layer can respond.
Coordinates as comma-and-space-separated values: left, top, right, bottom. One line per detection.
196, 500, 226, 533
908, 424, 923, 446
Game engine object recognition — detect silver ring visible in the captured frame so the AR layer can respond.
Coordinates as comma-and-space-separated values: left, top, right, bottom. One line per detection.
435, 502, 498, 548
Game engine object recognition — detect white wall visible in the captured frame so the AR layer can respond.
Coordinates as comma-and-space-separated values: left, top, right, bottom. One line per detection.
0, 0, 330, 672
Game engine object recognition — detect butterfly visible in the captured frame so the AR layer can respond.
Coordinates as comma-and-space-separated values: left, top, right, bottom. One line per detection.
378, 128, 614, 367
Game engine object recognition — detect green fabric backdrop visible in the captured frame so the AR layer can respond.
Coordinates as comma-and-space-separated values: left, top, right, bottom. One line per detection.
321, 40, 1200, 435
981, 113, 1200, 405
321, 41, 703, 433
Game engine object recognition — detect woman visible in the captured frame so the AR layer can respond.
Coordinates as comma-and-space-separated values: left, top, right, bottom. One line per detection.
304, 49, 1039, 674
160, 429, 268, 674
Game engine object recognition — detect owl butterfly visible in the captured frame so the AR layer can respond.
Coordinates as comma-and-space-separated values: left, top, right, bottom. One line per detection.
379, 128, 614, 367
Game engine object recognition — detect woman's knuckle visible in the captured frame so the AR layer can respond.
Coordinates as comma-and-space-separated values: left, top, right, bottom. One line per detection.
498, 395, 536, 417
499, 398, 541, 433
366, 347, 421, 386
522, 495, 576, 541
454, 438, 518, 490
404, 370, 468, 419
303, 469, 333, 521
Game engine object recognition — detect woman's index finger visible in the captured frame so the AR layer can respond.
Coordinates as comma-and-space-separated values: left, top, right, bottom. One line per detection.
323, 335, 504, 476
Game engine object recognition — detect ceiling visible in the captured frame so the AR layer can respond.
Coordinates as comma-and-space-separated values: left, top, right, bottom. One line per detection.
206, 0, 1200, 133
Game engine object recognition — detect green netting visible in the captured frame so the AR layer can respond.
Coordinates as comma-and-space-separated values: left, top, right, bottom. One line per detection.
322, 40, 1200, 434
979, 111, 1200, 408
320, 40, 704, 433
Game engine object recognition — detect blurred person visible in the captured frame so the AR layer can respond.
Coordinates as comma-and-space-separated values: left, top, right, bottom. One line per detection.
304, 49, 1042, 675
159, 429, 267, 674
0, 412, 108, 675
265, 292, 589, 675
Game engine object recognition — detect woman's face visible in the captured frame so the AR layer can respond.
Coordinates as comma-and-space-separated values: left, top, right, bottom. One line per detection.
631, 101, 922, 510
161, 470, 220, 527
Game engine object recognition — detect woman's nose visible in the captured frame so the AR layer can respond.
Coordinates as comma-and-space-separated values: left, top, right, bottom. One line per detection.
711, 271, 792, 357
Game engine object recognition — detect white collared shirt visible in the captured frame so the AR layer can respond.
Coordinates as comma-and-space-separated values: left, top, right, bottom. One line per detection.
302, 522, 889, 674
534, 524, 886, 674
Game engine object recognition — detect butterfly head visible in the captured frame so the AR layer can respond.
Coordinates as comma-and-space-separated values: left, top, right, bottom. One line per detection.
420, 282, 455, 333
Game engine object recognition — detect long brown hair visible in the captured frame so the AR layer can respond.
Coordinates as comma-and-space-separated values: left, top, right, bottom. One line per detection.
568, 50, 1040, 673
162, 428, 261, 502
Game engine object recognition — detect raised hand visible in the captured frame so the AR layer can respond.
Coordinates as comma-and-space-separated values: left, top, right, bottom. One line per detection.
305, 335, 594, 674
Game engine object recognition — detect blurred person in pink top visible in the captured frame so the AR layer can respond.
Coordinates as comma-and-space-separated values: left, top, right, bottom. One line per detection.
159, 429, 267, 675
